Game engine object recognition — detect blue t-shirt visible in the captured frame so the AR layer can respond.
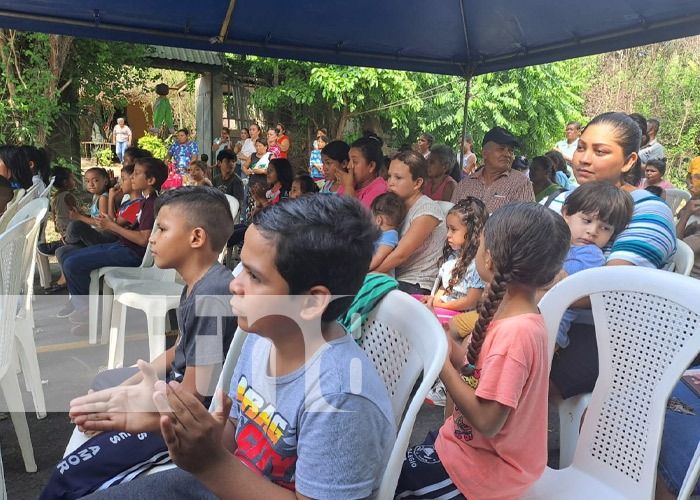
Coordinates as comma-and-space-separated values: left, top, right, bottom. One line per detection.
557, 244, 605, 348
229, 332, 395, 498
374, 229, 399, 253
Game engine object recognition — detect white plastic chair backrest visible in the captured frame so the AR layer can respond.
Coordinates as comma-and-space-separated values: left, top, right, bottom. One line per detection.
359, 290, 447, 498
538, 266, 700, 498
138, 222, 160, 268
21, 182, 41, 202
673, 239, 694, 276
0, 188, 25, 233
666, 189, 691, 216
38, 176, 55, 199
436, 200, 454, 218
8, 198, 49, 309
0, 218, 33, 381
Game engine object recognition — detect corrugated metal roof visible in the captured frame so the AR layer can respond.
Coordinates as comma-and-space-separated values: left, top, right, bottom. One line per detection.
149, 45, 225, 67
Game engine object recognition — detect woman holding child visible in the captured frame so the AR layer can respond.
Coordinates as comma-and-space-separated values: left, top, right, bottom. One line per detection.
375, 150, 446, 294
545, 112, 676, 399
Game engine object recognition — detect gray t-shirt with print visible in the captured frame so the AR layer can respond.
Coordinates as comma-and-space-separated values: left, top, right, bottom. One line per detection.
229, 332, 395, 499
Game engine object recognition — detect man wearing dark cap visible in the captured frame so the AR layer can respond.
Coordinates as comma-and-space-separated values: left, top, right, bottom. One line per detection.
450, 126, 534, 212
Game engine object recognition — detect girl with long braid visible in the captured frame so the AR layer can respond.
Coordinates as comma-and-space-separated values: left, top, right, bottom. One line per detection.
396, 202, 571, 500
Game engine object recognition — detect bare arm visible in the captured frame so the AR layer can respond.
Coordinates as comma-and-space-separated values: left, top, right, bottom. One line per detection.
93, 213, 151, 246
433, 287, 482, 311
369, 244, 395, 272
375, 215, 440, 273
440, 355, 511, 437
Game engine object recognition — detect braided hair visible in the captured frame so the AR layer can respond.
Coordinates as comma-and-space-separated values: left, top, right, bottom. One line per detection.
438, 197, 488, 294
462, 202, 570, 377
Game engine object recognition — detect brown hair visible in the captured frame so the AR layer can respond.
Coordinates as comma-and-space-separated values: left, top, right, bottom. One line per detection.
392, 150, 428, 191
462, 202, 570, 377
439, 197, 488, 293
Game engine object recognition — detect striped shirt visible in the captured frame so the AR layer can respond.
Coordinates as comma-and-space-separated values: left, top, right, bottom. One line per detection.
543, 189, 676, 269
451, 168, 534, 213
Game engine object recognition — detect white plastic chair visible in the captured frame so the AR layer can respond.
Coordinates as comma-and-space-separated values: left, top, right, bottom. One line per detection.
35, 176, 56, 288
107, 280, 184, 369
0, 188, 25, 233
0, 217, 39, 480
88, 225, 158, 345
7, 198, 49, 419
666, 189, 691, 217
19, 183, 41, 203
522, 267, 700, 499
673, 239, 695, 276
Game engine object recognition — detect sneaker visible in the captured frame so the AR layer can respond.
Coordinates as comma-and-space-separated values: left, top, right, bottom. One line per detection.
37, 241, 64, 256
56, 302, 75, 318
425, 380, 447, 407
68, 307, 89, 325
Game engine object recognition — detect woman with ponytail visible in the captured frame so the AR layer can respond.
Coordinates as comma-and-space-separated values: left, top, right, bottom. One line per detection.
395, 202, 570, 500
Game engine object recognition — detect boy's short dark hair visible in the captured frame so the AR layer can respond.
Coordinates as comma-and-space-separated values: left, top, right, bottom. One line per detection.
645, 185, 664, 198
136, 157, 169, 191
121, 163, 135, 175
123, 146, 153, 162
217, 149, 236, 162
155, 186, 233, 252
251, 195, 380, 322
562, 181, 634, 236
370, 192, 405, 228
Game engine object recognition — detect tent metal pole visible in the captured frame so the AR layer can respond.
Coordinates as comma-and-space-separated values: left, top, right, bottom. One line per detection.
459, 73, 473, 174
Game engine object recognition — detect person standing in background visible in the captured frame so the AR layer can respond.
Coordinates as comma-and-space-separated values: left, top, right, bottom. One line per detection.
276, 123, 290, 159
554, 121, 581, 167
113, 118, 132, 163
152, 83, 174, 134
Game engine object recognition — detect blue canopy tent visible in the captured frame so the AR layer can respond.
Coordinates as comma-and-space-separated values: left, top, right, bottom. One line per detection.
0, 1, 699, 76
1, 0, 699, 145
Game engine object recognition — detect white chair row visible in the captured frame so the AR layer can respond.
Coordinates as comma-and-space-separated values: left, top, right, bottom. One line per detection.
0, 198, 52, 498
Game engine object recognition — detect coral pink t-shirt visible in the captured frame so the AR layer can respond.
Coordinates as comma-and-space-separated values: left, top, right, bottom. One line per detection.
435, 313, 549, 500
337, 176, 388, 209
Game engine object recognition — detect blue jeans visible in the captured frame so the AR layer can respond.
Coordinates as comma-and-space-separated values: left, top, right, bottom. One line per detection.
63, 242, 142, 310
116, 141, 128, 162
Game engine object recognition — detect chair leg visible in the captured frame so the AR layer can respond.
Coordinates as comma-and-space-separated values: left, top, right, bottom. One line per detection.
146, 311, 167, 363
1, 444, 6, 500
88, 270, 101, 345
14, 316, 47, 419
555, 392, 592, 468
108, 299, 127, 369
0, 375, 37, 472
36, 253, 51, 288
101, 283, 114, 346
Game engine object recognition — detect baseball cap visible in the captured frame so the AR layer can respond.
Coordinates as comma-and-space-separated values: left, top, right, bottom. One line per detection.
482, 126, 520, 148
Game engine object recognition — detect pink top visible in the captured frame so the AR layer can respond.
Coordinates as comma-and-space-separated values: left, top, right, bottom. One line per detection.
337, 176, 388, 209
435, 313, 549, 500
425, 176, 457, 201
638, 178, 675, 190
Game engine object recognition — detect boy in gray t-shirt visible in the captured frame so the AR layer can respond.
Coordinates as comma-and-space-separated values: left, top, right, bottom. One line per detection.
76, 195, 396, 500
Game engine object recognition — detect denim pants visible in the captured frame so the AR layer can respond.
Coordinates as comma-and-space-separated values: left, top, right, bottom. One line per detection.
63, 242, 142, 310
116, 141, 128, 162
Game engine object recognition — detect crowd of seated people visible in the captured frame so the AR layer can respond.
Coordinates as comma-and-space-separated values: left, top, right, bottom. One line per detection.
3, 112, 700, 499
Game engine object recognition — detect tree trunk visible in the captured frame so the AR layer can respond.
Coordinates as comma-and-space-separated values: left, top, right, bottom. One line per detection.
336, 104, 349, 139
38, 35, 74, 146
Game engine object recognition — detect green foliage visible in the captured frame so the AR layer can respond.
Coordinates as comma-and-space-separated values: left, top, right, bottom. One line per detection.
54, 156, 81, 176
138, 133, 168, 160
581, 37, 700, 188
0, 31, 64, 144
230, 55, 586, 158
95, 148, 114, 166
